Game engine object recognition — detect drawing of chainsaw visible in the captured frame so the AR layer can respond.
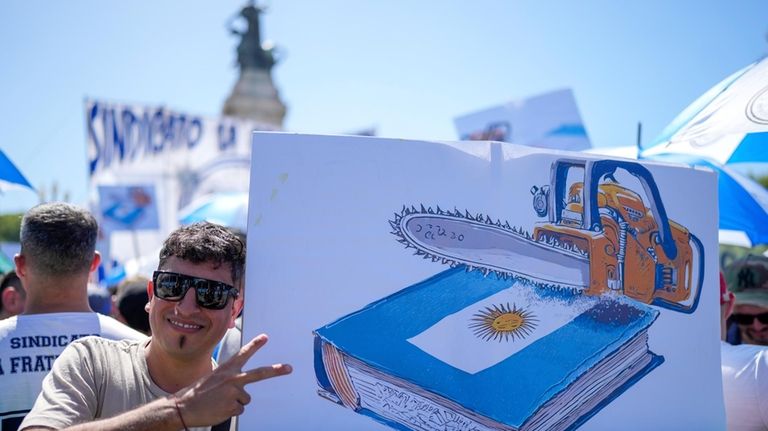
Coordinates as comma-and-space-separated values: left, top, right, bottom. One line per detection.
390, 158, 704, 314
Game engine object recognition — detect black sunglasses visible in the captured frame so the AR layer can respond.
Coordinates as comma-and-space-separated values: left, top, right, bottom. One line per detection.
152, 271, 238, 310
731, 312, 768, 326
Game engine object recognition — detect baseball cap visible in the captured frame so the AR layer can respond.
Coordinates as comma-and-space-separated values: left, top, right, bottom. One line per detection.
724, 254, 768, 308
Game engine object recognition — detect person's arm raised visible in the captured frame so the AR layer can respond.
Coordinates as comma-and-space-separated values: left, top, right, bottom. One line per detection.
22, 334, 292, 431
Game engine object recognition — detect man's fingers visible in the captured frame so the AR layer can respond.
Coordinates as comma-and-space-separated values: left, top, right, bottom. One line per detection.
237, 390, 252, 406
238, 363, 293, 385
222, 334, 269, 370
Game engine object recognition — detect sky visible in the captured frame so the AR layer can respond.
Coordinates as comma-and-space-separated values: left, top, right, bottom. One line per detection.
1, 0, 767, 214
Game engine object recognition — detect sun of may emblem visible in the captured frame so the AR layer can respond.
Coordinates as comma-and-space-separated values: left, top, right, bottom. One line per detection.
469, 302, 538, 342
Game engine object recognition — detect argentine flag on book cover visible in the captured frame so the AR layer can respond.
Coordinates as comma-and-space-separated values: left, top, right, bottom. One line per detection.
408, 281, 595, 374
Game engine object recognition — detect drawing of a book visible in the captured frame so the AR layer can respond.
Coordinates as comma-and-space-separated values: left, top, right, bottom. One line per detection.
314, 267, 663, 431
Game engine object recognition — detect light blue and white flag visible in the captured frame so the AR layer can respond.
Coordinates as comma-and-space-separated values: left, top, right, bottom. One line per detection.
0, 148, 33, 192
408, 281, 594, 374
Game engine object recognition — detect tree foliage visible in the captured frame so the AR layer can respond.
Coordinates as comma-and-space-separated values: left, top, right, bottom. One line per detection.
756, 174, 768, 189
0, 213, 23, 242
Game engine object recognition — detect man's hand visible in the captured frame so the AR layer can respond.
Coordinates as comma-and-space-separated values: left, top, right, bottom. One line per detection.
173, 334, 292, 427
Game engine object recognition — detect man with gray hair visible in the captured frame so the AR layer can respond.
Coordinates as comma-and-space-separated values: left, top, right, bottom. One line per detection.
0, 203, 144, 431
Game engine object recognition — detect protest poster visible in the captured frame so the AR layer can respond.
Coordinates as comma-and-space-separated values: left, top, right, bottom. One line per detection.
454, 88, 592, 151
241, 132, 723, 430
97, 184, 159, 232
86, 98, 274, 263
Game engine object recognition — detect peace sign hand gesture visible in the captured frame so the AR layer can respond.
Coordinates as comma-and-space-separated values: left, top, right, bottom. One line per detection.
172, 334, 292, 427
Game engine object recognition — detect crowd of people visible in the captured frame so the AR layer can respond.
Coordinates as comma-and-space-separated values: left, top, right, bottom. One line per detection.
0, 202, 291, 431
1, 201, 768, 430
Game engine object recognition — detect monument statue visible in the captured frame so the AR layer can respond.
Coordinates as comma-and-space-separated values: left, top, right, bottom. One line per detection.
223, 1, 286, 127
229, 3, 275, 72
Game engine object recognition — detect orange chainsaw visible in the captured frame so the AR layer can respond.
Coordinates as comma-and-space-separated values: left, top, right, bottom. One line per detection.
390, 158, 704, 313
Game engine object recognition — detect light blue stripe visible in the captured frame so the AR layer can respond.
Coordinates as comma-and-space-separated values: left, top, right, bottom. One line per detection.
545, 124, 588, 137
647, 153, 768, 244
727, 132, 768, 164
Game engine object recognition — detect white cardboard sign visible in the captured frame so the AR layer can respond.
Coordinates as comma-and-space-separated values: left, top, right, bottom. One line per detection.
240, 132, 722, 431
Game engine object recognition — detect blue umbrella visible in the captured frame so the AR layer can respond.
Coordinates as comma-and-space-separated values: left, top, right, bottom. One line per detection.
639, 57, 768, 245
178, 192, 249, 232
644, 153, 768, 246
642, 56, 768, 164
0, 148, 33, 191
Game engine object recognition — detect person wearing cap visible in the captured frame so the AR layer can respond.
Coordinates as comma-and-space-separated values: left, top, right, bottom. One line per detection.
721, 271, 768, 430
724, 254, 768, 346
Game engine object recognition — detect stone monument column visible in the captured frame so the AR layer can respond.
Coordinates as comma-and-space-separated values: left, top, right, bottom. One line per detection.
223, 2, 286, 127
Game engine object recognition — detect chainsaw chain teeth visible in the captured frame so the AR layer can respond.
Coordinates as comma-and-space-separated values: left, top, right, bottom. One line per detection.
390, 204, 586, 295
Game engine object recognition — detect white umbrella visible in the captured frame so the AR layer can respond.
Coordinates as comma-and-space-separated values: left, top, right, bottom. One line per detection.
583, 145, 638, 159
642, 56, 768, 164
178, 192, 249, 232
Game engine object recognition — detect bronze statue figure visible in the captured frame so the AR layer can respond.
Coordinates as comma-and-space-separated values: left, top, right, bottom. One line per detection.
229, 2, 276, 72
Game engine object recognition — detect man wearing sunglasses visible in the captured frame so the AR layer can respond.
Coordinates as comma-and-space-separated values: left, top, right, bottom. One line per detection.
21, 222, 292, 430
725, 254, 768, 346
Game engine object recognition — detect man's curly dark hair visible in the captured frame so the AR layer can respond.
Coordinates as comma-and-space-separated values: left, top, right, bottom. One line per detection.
158, 222, 246, 288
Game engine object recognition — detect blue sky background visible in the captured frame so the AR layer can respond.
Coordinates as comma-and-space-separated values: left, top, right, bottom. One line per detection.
1, 0, 767, 213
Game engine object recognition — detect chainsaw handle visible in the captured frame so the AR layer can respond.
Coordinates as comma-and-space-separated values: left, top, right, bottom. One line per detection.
590, 160, 678, 260
650, 234, 704, 314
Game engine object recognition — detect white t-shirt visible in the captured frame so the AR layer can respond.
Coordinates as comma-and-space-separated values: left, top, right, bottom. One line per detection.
721, 341, 768, 431
20, 337, 211, 431
0, 312, 145, 429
